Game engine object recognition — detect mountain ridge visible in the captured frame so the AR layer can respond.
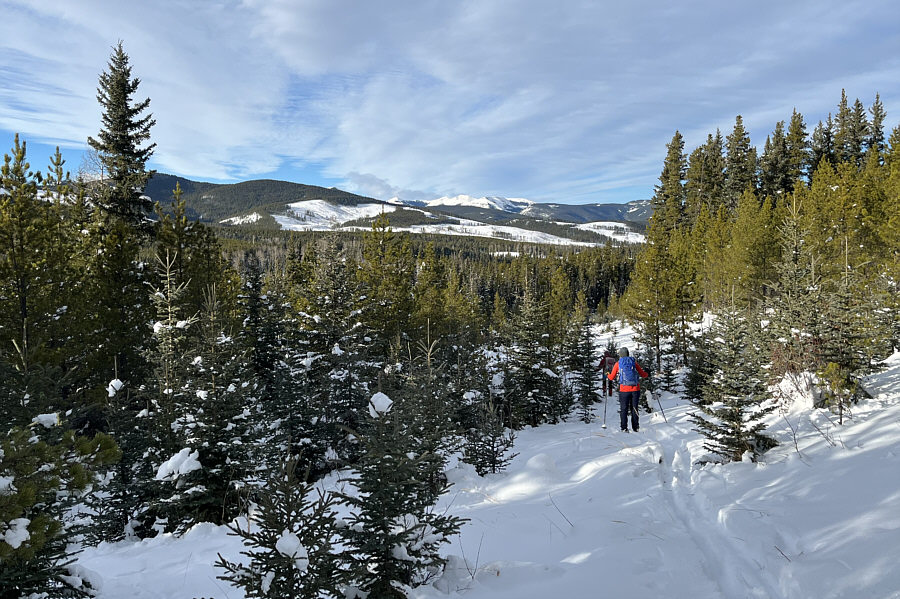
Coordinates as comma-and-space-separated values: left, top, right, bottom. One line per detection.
145, 173, 650, 245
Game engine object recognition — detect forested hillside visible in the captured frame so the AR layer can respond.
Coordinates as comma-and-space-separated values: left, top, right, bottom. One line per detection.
0, 42, 897, 599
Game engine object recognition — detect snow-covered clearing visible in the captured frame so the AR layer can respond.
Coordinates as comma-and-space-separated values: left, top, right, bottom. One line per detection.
76, 336, 900, 598
574, 221, 646, 244
220, 212, 262, 225
274, 200, 395, 230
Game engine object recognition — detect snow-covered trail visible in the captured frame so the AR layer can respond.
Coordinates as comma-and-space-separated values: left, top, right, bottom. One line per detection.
425, 349, 900, 599
76, 348, 900, 599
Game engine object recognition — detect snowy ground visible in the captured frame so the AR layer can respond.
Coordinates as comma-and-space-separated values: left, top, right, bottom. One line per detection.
76, 333, 900, 599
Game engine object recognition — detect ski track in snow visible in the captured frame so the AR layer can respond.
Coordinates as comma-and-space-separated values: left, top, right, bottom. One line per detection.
654, 437, 785, 599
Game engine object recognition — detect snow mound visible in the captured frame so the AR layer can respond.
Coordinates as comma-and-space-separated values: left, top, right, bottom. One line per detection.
368, 392, 393, 417
155, 448, 202, 481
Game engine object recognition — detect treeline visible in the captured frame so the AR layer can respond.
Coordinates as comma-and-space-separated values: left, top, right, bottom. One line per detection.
0, 44, 632, 598
625, 91, 898, 462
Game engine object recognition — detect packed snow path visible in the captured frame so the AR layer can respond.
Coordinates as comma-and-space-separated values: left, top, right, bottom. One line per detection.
77, 350, 900, 598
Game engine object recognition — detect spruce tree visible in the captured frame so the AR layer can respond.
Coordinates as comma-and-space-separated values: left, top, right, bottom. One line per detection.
506, 286, 561, 427
785, 109, 810, 189
867, 93, 887, 159
216, 459, 349, 599
724, 115, 758, 211
290, 236, 374, 474
462, 397, 518, 476
810, 115, 836, 176
684, 131, 726, 225
86, 41, 156, 228
759, 120, 791, 200
160, 285, 255, 531
563, 295, 600, 423
341, 392, 464, 598
690, 302, 776, 462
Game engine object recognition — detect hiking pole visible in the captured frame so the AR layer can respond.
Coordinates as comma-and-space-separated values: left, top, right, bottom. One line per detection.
601, 381, 609, 429
648, 376, 667, 423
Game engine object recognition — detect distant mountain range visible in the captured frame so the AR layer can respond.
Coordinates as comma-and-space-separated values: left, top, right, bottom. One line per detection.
145, 173, 650, 246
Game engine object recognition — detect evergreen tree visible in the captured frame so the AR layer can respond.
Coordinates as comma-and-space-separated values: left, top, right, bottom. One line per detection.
652, 131, 686, 232
86, 41, 156, 229
0, 424, 117, 596
358, 213, 414, 352
690, 302, 776, 462
834, 90, 868, 168
816, 239, 877, 423
290, 237, 374, 474
785, 109, 810, 189
563, 293, 600, 423
216, 459, 349, 598
506, 286, 561, 427
0, 136, 68, 400
341, 392, 464, 598
462, 397, 518, 476
102, 252, 195, 537
159, 285, 255, 531
810, 115, 836, 178
866, 93, 887, 159
684, 131, 726, 224
766, 199, 825, 374
758, 120, 791, 200
724, 115, 758, 211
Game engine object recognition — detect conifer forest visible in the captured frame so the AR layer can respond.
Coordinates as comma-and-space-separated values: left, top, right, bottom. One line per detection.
1, 43, 898, 599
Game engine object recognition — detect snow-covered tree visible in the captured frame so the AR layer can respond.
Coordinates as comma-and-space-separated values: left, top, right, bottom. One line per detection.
341, 392, 464, 598
159, 284, 256, 531
216, 459, 349, 598
690, 303, 776, 462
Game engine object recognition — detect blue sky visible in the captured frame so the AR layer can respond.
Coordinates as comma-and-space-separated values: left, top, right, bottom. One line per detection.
1, 1, 899, 204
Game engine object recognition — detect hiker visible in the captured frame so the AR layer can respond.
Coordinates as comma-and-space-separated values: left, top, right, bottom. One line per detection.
607, 347, 648, 432
600, 350, 618, 396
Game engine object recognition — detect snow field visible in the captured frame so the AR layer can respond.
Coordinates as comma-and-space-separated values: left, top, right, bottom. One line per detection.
75, 333, 900, 599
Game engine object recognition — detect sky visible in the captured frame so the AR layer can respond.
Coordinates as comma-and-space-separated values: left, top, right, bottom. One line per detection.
1, 1, 899, 204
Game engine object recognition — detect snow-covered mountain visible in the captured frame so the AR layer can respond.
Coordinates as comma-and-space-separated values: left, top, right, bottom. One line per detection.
425, 194, 534, 213
147, 173, 648, 246
228, 198, 645, 246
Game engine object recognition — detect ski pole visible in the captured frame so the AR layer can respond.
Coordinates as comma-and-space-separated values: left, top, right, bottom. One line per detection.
649, 376, 667, 423
602, 377, 609, 428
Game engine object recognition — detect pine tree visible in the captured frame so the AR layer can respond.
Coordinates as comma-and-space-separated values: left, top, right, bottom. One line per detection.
462, 397, 518, 476
810, 115, 835, 179
341, 392, 464, 598
724, 115, 758, 211
690, 302, 776, 462
684, 131, 726, 224
86, 41, 155, 229
506, 286, 561, 427
216, 459, 349, 598
785, 109, 810, 189
160, 285, 255, 531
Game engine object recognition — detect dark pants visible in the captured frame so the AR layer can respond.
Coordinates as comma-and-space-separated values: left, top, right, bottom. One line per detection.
619, 390, 640, 431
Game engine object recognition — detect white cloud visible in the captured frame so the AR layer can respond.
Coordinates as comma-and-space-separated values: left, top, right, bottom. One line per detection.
1, 0, 898, 202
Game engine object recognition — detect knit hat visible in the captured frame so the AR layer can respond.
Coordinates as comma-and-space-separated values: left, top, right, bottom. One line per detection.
618, 347, 629, 357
